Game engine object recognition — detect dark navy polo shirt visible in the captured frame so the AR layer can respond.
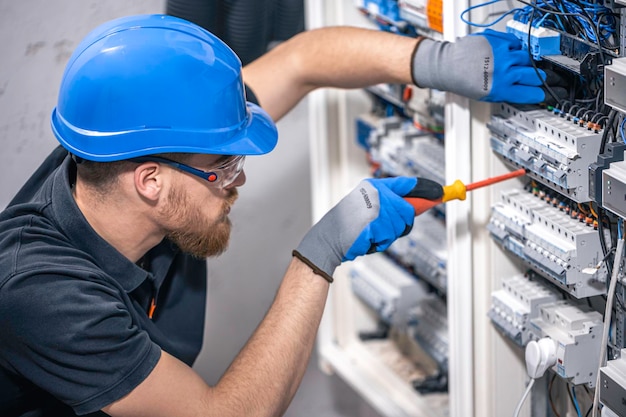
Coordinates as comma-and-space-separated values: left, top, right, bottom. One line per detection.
0, 85, 260, 417
0, 155, 208, 416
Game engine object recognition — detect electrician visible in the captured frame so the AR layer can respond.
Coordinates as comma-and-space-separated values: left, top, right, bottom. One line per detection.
0, 14, 551, 417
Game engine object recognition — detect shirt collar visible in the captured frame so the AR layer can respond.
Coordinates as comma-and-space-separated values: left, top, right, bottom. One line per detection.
51, 156, 151, 292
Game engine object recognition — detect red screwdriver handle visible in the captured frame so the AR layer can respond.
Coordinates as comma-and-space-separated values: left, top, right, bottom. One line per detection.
404, 197, 443, 217
403, 178, 444, 216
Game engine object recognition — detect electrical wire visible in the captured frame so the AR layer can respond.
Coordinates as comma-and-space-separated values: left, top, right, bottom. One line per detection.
591, 112, 604, 123
599, 109, 617, 154
569, 384, 583, 417
583, 384, 594, 417
515, 0, 610, 64
582, 110, 595, 120
549, 373, 561, 417
526, 1, 563, 106
513, 377, 536, 417
597, 209, 611, 275
460, 0, 524, 27
592, 237, 625, 417
596, 115, 609, 127
482, 0, 613, 106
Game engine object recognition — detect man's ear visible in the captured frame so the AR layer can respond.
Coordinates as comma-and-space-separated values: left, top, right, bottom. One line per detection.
134, 162, 164, 202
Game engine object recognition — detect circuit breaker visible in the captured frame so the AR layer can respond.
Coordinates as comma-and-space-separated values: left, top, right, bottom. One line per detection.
599, 349, 626, 416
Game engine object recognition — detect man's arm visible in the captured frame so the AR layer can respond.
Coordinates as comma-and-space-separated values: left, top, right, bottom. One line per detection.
243, 26, 418, 121
104, 176, 417, 417
103, 258, 329, 417
243, 26, 551, 122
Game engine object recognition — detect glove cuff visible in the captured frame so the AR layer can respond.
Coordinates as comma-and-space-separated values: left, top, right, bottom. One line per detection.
292, 250, 334, 283
410, 37, 446, 90
409, 36, 429, 87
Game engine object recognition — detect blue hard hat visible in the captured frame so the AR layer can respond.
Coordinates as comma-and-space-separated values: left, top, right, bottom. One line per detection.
51, 14, 278, 161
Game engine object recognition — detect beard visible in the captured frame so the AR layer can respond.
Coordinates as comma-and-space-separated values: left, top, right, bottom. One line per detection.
160, 186, 238, 259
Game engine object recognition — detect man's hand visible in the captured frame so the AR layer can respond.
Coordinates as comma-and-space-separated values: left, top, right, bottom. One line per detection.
293, 177, 417, 281
411, 29, 548, 104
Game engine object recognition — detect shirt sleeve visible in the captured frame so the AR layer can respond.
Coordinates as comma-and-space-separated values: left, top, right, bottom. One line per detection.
244, 83, 260, 106
0, 272, 161, 415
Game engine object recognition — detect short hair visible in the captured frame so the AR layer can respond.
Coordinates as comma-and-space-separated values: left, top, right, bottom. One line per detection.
75, 159, 135, 193
75, 153, 195, 192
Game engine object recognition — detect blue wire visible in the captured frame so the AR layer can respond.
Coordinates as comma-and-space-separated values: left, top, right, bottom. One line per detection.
619, 218, 624, 240
460, 0, 523, 28
534, 13, 553, 27
571, 386, 582, 417
620, 117, 626, 144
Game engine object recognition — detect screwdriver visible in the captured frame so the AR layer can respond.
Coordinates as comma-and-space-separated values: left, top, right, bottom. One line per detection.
404, 168, 527, 216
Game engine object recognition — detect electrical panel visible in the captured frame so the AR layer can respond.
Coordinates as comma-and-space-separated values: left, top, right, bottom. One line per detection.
344, 0, 451, 411
484, 1, 626, 416
309, 1, 626, 417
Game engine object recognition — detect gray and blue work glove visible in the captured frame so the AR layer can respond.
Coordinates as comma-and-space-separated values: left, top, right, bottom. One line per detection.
411, 29, 549, 104
293, 176, 417, 282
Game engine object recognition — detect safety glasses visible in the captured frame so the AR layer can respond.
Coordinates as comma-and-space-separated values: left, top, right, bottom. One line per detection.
131, 154, 245, 188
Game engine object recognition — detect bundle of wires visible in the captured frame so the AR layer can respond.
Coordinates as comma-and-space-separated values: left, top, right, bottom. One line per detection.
513, 0, 617, 48
460, 0, 619, 105
461, 0, 618, 50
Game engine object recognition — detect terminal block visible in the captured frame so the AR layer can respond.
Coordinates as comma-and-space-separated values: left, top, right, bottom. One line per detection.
489, 103, 603, 202
348, 252, 428, 327
364, 115, 444, 184
600, 349, 626, 417
410, 294, 448, 372
488, 274, 560, 347
530, 301, 603, 386
488, 188, 607, 298
506, 20, 561, 60
387, 211, 447, 292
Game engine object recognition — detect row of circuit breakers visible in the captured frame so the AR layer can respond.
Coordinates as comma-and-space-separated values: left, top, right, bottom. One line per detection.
350, 0, 626, 415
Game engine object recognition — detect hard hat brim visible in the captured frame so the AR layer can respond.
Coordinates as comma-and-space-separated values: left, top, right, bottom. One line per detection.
210, 102, 278, 156
51, 102, 278, 161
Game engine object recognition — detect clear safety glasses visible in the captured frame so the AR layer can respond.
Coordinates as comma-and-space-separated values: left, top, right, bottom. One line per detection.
131, 154, 245, 188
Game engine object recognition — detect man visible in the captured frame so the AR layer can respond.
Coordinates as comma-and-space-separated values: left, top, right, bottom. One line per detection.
0, 14, 549, 417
